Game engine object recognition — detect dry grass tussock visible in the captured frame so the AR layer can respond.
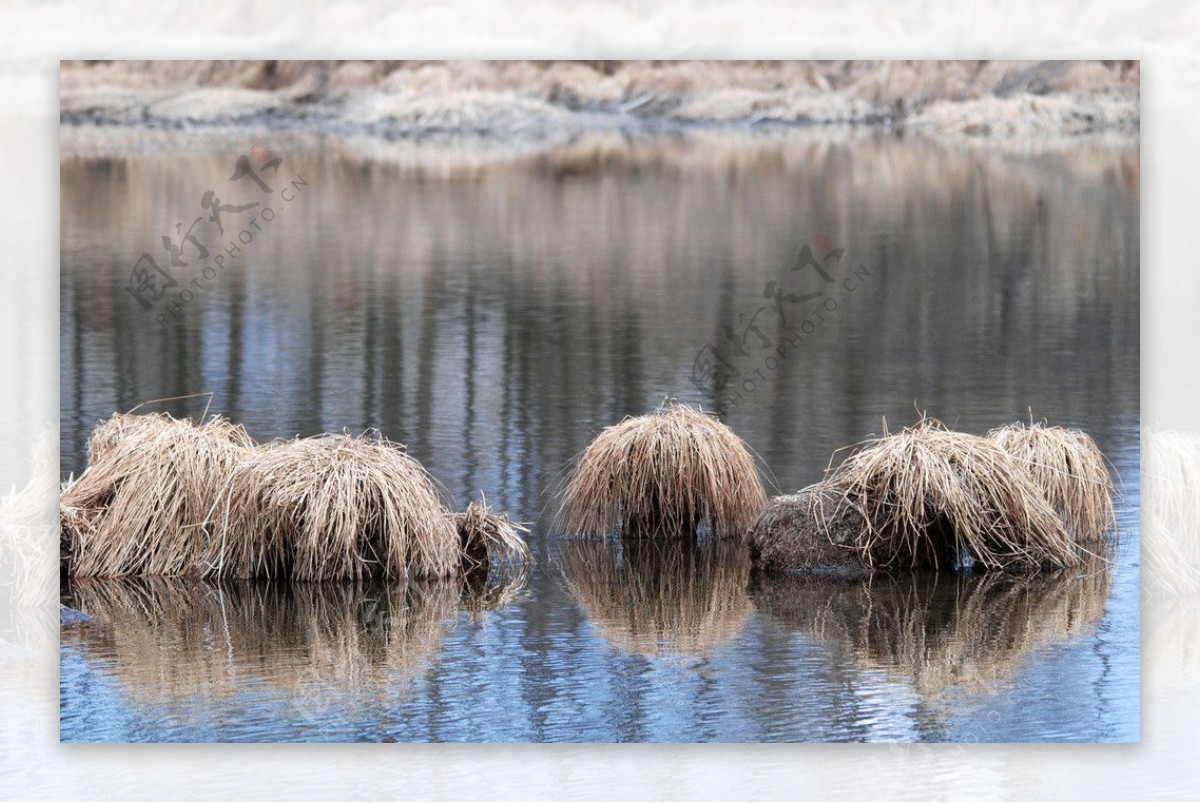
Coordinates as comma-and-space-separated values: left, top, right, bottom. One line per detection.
560, 537, 751, 658
558, 402, 765, 539
63, 574, 531, 700
61, 412, 254, 577
207, 433, 461, 581
62, 414, 532, 580
768, 418, 1083, 573
832, 419, 1079, 571
987, 420, 1115, 541
752, 552, 1111, 695
747, 481, 873, 579
455, 497, 531, 571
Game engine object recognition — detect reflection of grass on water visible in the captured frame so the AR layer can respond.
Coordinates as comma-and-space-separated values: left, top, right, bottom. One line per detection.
560, 537, 751, 658
751, 554, 1112, 696
64, 568, 528, 700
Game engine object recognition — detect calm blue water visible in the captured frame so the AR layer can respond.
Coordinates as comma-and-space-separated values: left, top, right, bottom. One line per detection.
59, 130, 1139, 742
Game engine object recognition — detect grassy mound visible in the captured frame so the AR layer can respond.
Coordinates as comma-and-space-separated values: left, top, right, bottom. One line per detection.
207, 433, 461, 581
61, 413, 254, 577
987, 421, 1115, 541
559, 402, 765, 538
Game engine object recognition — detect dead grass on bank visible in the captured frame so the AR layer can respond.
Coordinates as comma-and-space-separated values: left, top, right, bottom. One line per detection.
560, 537, 751, 657
60, 60, 1139, 136
827, 419, 1080, 571
207, 433, 461, 581
558, 402, 766, 539
61, 413, 254, 577
987, 420, 1115, 541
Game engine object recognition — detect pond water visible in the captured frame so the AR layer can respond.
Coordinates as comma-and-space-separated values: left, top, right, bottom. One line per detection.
59, 129, 1139, 742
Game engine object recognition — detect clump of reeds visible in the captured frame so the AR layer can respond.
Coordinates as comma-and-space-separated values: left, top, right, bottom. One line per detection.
206, 433, 460, 581
987, 420, 1115, 541
454, 496, 531, 570
558, 402, 766, 538
751, 418, 1082, 574
560, 538, 751, 657
61, 412, 254, 577
830, 419, 1080, 571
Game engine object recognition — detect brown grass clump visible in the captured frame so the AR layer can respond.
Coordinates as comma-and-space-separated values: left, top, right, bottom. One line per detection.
987, 421, 1116, 541
560, 538, 751, 657
207, 433, 460, 581
455, 497, 532, 570
824, 419, 1078, 572
558, 402, 766, 539
61, 413, 254, 577
752, 554, 1112, 696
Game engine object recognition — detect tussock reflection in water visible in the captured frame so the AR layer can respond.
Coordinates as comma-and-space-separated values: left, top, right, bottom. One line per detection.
63, 568, 529, 701
751, 555, 1112, 697
560, 538, 751, 657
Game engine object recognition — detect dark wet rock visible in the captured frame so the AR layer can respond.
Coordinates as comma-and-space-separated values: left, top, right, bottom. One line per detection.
747, 486, 873, 579
59, 604, 91, 626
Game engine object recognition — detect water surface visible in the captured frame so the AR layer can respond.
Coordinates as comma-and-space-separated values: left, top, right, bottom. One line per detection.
59, 130, 1139, 742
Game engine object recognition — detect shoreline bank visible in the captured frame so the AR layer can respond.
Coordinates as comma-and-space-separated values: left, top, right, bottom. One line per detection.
61, 59, 1139, 148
